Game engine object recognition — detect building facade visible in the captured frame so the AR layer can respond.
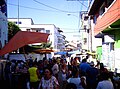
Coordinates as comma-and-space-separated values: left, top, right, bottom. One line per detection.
80, 11, 89, 51
88, 0, 120, 72
57, 28, 66, 52
80, 11, 102, 52
0, 0, 8, 49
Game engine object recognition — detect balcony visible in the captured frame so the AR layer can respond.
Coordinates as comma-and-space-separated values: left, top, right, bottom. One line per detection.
89, 0, 120, 36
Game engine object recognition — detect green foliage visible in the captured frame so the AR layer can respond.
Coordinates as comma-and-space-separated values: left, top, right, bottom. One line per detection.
42, 42, 52, 48
19, 42, 52, 53
31, 42, 52, 49
8, 21, 21, 41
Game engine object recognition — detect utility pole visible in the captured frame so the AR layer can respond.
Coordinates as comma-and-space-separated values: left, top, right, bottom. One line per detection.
17, 0, 20, 53
18, 0, 19, 26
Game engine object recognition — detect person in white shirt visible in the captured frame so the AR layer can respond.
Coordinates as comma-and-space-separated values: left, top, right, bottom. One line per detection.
96, 72, 114, 89
52, 59, 59, 79
39, 67, 59, 89
67, 67, 86, 89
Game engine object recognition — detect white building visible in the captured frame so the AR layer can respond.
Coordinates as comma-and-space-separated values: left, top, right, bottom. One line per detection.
8, 18, 66, 58
0, 0, 8, 49
57, 28, 66, 51
80, 11, 102, 52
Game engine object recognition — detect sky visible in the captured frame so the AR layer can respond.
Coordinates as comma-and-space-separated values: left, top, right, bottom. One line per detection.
7, 0, 89, 41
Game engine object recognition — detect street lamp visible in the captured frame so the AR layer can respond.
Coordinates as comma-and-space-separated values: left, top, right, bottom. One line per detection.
67, 13, 82, 50
67, 13, 80, 29
67, 13, 78, 18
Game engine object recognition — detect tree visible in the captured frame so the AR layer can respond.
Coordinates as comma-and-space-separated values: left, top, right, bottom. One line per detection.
8, 21, 21, 41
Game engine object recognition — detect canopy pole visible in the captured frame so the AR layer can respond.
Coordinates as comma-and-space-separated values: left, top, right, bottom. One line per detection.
23, 47, 27, 60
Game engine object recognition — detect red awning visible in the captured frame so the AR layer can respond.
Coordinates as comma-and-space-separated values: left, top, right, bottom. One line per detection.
0, 31, 49, 56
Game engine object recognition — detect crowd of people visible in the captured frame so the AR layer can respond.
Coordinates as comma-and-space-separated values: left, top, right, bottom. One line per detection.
3, 55, 117, 89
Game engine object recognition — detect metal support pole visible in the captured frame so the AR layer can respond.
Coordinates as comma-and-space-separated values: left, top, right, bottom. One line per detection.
18, 0, 19, 26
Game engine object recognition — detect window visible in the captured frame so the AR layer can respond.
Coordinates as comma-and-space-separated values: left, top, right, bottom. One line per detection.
5, 40, 7, 44
106, 0, 114, 8
99, 3, 105, 16
110, 43, 114, 50
93, 12, 99, 24
19, 22, 22, 24
1, 4, 7, 16
0, 41, 2, 49
36, 30, 41, 32
84, 16, 89, 21
14, 21, 22, 24
35, 28, 45, 32
84, 38, 87, 44
93, 16, 97, 24
0, 28, 1, 37
46, 30, 50, 34
26, 29, 30, 31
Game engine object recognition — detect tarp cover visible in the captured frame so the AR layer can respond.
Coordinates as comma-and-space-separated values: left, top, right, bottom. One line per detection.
0, 31, 49, 56
54, 51, 67, 55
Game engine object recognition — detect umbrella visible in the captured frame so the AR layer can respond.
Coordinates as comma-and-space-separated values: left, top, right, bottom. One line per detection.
86, 52, 97, 55
33, 48, 55, 54
68, 50, 81, 55
0, 31, 49, 56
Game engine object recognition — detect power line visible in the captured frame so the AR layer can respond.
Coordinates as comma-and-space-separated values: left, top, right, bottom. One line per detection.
63, 31, 80, 33
33, 0, 79, 13
60, 27, 85, 30
8, 3, 62, 12
63, 29, 85, 32
60, 27, 80, 30
8, 3, 79, 13
67, 0, 88, 1
66, 0, 88, 31
78, 1, 88, 8
66, 0, 88, 9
